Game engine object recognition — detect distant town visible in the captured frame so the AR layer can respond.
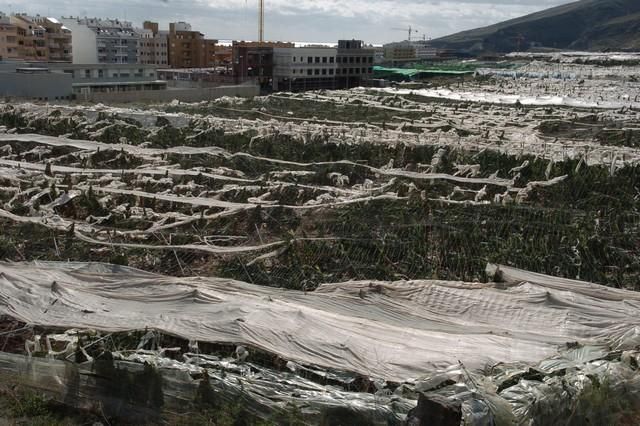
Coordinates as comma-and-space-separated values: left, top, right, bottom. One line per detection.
0, 12, 457, 102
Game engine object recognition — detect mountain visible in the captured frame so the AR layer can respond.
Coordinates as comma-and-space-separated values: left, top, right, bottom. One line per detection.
431, 0, 640, 53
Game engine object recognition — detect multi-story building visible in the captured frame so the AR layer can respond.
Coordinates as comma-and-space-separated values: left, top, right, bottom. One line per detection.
336, 39, 374, 89
10, 14, 48, 61
273, 46, 338, 91
135, 21, 168, 66
233, 41, 294, 87
383, 41, 417, 63
61, 17, 139, 64
167, 22, 217, 68
413, 41, 438, 60
0, 14, 71, 62
0, 13, 18, 60
33, 17, 72, 62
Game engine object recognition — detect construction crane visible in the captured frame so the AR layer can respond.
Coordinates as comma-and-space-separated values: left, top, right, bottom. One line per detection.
391, 26, 419, 42
259, 0, 264, 43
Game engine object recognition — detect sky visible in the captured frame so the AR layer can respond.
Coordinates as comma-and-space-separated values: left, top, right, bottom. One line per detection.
1, 0, 576, 44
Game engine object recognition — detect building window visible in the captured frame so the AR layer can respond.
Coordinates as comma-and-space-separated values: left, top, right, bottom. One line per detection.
98, 70, 104, 78
292, 56, 296, 62
85, 70, 90, 78
307, 57, 312, 64
330, 57, 334, 63
315, 57, 320, 63
322, 57, 327, 63
314, 69, 319, 75
349, 57, 354, 63
329, 69, 334, 75
369, 57, 373, 63
307, 69, 312, 76
356, 57, 361, 63
322, 69, 327, 75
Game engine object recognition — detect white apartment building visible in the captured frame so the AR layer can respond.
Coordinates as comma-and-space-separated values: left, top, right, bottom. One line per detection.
61, 17, 139, 64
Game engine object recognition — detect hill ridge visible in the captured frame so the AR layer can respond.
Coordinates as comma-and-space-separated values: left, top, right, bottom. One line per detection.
432, 0, 640, 53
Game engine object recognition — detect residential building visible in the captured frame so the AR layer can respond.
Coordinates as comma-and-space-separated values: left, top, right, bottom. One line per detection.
136, 21, 168, 66
335, 39, 374, 89
167, 22, 217, 68
61, 17, 139, 64
0, 14, 71, 62
272, 46, 338, 91
10, 14, 48, 61
0, 13, 18, 60
33, 17, 72, 62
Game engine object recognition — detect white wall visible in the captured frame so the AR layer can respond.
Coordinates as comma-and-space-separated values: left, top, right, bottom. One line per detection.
61, 18, 98, 64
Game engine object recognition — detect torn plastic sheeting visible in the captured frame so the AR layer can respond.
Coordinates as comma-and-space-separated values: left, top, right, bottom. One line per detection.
499, 360, 640, 425
0, 349, 412, 424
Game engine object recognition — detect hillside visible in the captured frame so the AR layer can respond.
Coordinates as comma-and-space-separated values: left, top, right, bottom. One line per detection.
432, 0, 640, 53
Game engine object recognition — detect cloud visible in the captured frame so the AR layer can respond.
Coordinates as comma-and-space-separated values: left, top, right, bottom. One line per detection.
0, 0, 574, 43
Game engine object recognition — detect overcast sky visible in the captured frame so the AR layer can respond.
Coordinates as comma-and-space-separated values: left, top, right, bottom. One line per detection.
1, 0, 575, 44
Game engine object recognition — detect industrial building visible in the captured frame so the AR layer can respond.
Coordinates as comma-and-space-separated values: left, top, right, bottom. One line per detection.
0, 61, 165, 100
60, 17, 138, 64
0, 66, 72, 100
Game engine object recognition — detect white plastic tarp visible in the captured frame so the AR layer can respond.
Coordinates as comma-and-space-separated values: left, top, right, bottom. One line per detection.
0, 261, 639, 382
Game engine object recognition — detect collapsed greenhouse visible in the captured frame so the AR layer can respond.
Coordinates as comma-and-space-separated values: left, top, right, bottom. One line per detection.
1, 53, 640, 424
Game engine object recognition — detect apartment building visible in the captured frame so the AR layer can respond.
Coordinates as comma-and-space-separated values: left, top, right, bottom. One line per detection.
61, 17, 138, 64
273, 46, 338, 91
136, 21, 168, 66
168, 22, 217, 68
0, 13, 18, 60
0, 14, 71, 62
33, 17, 72, 62
336, 39, 374, 89
10, 14, 48, 61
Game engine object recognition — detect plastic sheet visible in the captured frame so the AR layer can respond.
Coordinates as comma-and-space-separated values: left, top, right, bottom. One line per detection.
2, 261, 640, 383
